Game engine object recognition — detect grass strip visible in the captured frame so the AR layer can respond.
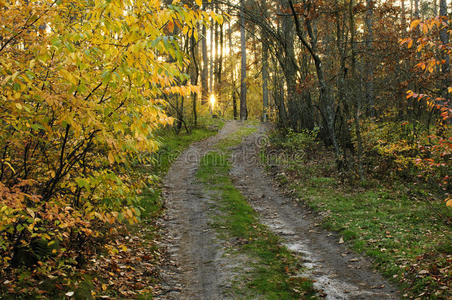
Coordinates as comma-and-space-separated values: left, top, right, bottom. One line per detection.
196, 126, 316, 299
139, 124, 223, 217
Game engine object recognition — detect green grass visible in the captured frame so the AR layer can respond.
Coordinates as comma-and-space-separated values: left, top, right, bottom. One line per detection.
217, 123, 257, 151
139, 124, 223, 217
264, 134, 452, 299
196, 125, 316, 299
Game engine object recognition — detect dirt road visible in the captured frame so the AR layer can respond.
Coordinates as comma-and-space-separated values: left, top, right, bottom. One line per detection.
157, 122, 240, 299
156, 121, 399, 299
230, 125, 400, 300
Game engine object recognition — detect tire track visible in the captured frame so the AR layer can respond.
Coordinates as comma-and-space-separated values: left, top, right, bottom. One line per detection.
156, 121, 240, 300
229, 125, 400, 300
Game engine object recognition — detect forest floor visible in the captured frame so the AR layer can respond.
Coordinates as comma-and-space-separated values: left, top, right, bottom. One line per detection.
154, 121, 400, 299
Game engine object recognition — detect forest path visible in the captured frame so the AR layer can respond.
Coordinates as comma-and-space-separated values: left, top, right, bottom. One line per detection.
157, 121, 399, 299
157, 121, 241, 299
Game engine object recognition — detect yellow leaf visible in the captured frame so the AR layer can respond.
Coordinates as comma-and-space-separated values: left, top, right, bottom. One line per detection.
407, 39, 413, 49
217, 14, 224, 25
195, 0, 202, 6
446, 199, 452, 207
410, 19, 421, 31
26, 208, 35, 219
107, 152, 115, 164
60, 69, 77, 85
4, 161, 15, 173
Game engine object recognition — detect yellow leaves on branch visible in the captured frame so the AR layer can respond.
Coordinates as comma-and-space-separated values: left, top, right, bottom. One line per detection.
404, 17, 450, 57
409, 17, 448, 33
0, 0, 216, 276
410, 19, 421, 31
165, 84, 200, 96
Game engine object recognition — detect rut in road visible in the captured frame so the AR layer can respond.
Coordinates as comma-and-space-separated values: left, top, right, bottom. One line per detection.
157, 121, 241, 299
229, 125, 400, 300
157, 121, 400, 299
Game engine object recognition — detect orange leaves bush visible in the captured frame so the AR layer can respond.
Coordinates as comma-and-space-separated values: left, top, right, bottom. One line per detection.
0, 0, 212, 293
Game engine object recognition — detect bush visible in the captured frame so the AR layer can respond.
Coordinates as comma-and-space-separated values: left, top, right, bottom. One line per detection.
361, 121, 451, 196
273, 128, 319, 156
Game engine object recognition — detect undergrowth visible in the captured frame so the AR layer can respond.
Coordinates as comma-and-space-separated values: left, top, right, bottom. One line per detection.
263, 129, 452, 299
0, 122, 222, 299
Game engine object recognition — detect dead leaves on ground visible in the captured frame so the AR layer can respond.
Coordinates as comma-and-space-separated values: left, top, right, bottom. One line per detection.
403, 252, 452, 299
85, 222, 162, 298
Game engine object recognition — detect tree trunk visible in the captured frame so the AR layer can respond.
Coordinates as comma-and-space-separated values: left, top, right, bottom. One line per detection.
201, 23, 209, 105
288, 0, 342, 164
239, 0, 247, 120
365, 0, 375, 117
190, 33, 199, 126
209, 13, 214, 93
176, 95, 184, 133
218, 22, 223, 99
414, 0, 419, 18
228, 21, 238, 120
214, 3, 219, 96
273, 69, 288, 127
262, 40, 269, 122
280, 0, 299, 130
439, 0, 450, 102
349, 0, 364, 178
401, 0, 406, 31
410, 0, 413, 19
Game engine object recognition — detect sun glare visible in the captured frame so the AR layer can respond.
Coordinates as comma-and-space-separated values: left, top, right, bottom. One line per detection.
210, 94, 216, 109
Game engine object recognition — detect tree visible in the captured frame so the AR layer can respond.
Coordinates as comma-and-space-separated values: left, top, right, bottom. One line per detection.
288, 0, 342, 164
439, 0, 450, 101
365, 0, 375, 117
201, 1, 209, 105
262, 38, 270, 122
239, 0, 248, 120
190, 31, 200, 126
0, 0, 211, 289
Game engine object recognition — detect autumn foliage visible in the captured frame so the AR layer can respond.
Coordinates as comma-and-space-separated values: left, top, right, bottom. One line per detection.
0, 0, 210, 294
401, 17, 451, 206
